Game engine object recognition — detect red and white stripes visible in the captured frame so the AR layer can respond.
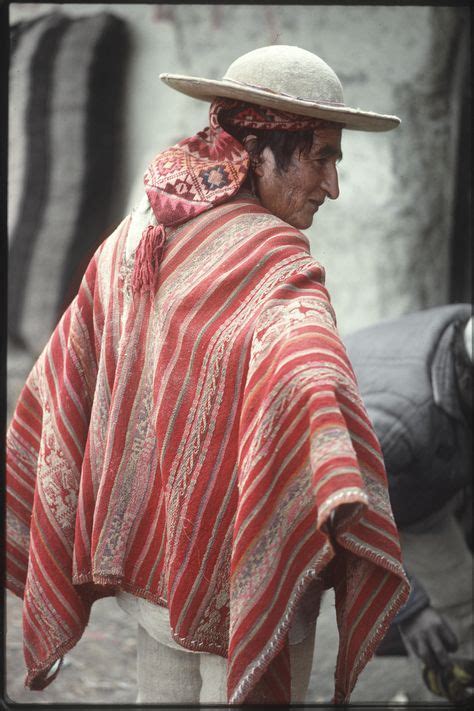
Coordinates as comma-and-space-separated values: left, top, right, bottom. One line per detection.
6, 193, 409, 700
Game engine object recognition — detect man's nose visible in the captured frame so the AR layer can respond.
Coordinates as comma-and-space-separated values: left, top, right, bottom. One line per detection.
323, 165, 339, 200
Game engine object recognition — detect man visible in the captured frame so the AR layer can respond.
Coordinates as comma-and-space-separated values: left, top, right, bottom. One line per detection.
6, 45, 409, 704
345, 305, 473, 703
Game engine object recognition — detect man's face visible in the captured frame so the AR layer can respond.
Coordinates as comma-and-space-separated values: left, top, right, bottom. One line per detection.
255, 127, 342, 229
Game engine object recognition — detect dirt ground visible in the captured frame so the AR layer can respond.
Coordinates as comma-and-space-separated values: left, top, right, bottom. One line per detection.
6, 588, 446, 707
6, 591, 138, 706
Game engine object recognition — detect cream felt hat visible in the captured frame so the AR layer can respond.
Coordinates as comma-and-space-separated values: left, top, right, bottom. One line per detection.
160, 45, 401, 132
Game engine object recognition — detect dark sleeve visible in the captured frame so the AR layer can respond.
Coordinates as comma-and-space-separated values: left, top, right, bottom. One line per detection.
393, 570, 430, 625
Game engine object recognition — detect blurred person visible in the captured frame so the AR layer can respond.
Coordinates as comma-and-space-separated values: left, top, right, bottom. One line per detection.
6, 45, 409, 704
345, 305, 473, 704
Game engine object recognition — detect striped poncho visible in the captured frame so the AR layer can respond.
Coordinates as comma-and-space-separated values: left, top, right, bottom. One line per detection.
6, 191, 409, 703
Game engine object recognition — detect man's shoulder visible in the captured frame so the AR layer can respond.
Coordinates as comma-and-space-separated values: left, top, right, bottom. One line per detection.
345, 304, 470, 357
343, 305, 470, 461
217, 193, 306, 233
202, 195, 311, 261
345, 304, 470, 386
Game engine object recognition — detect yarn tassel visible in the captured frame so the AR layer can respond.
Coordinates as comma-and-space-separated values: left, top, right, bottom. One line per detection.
131, 224, 166, 294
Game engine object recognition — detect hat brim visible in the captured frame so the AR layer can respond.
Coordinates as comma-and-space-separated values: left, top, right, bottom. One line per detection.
160, 73, 401, 132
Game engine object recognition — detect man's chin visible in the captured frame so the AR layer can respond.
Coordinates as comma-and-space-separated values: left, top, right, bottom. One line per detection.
289, 213, 314, 230
284, 211, 314, 230
297, 216, 314, 230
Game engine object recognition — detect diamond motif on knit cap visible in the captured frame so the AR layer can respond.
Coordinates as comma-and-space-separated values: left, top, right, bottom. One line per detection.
158, 155, 184, 174
165, 173, 198, 200
200, 165, 230, 191
175, 181, 195, 197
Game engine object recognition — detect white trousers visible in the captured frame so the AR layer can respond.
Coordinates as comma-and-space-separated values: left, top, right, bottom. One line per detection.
116, 591, 316, 703
399, 499, 473, 660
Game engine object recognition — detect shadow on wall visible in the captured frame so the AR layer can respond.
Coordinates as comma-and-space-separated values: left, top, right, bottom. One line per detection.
376, 7, 471, 315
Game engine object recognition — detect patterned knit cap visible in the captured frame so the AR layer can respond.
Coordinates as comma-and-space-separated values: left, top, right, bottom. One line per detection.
132, 98, 329, 293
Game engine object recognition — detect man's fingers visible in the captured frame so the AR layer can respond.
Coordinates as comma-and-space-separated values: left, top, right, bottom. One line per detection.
413, 634, 438, 669
398, 607, 459, 669
438, 619, 459, 652
426, 631, 450, 669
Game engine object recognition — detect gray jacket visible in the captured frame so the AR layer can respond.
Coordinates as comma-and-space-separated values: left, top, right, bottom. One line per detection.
344, 303, 471, 527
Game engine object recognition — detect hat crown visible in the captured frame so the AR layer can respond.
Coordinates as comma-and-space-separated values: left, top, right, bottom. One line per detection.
223, 45, 344, 105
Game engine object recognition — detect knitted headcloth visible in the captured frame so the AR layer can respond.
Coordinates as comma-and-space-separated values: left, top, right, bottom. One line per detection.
132, 98, 329, 293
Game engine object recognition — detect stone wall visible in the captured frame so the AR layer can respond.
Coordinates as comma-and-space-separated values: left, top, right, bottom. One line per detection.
9, 3, 470, 335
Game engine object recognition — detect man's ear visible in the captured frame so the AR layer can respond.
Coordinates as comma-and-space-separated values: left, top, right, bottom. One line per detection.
242, 134, 258, 155
242, 135, 265, 176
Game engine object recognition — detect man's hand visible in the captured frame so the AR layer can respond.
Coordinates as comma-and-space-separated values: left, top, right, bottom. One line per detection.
422, 658, 474, 704
398, 606, 458, 669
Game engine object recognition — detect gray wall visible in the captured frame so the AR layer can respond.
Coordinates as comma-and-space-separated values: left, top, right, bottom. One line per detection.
9, 3, 470, 336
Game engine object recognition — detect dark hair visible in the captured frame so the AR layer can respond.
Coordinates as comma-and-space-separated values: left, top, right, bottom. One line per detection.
218, 109, 314, 173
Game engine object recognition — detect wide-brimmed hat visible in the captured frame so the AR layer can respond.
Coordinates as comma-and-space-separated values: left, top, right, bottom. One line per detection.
160, 45, 401, 132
